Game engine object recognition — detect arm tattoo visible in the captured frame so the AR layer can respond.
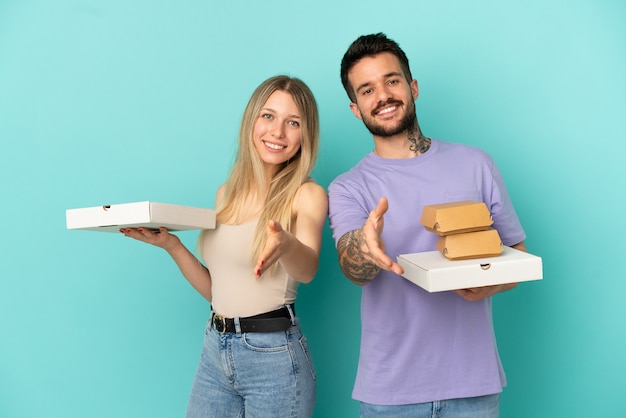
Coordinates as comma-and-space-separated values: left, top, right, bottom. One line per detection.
407, 119, 431, 154
337, 230, 380, 284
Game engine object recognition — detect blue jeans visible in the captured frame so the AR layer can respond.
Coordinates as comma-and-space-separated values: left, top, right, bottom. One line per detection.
186, 317, 316, 418
360, 394, 500, 418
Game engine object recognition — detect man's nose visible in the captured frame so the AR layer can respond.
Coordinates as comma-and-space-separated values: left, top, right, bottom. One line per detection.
375, 84, 393, 102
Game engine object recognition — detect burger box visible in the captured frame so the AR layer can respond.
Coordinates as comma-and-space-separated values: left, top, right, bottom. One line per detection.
420, 200, 493, 235
436, 228, 503, 260
66, 201, 216, 232
396, 246, 543, 292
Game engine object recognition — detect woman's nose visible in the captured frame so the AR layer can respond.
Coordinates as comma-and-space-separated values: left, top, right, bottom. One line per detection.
270, 122, 285, 138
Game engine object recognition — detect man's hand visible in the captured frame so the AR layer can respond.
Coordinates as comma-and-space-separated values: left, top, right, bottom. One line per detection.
337, 197, 404, 285
360, 197, 404, 275
453, 282, 518, 301
453, 242, 527, 301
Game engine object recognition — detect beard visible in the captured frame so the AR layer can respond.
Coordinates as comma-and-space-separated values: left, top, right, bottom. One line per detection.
360, 99, 417, 138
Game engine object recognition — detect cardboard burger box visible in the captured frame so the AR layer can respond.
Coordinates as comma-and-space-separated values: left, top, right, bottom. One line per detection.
420, 200, 493, 235
397, 246, 543, 292
436, 228, 503, 260
66, 201, 216, 232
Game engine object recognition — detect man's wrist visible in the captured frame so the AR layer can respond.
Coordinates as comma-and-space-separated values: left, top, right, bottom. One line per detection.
338, 229, 380, 283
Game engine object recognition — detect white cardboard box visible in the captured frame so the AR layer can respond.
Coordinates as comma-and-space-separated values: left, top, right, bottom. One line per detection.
66, 201, 216, 232
397, 246, 542, 292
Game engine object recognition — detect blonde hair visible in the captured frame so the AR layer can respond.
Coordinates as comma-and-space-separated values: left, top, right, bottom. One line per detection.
202, 75, 319, 264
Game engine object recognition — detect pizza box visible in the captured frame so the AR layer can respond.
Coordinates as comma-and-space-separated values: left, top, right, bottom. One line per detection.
66, 201, 216, 232
397, 246, 542, 292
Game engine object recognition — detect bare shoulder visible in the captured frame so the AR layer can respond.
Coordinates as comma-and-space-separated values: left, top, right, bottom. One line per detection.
297, 181, 327, 199
293, 181, 328, 217
215, 184, 226, 206
296, 181, 328, 205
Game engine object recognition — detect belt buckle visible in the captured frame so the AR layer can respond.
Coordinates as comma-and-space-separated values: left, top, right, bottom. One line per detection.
212, 314, 227, 334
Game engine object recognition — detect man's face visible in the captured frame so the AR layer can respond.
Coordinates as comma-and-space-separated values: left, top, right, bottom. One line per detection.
347, 52, 418, 138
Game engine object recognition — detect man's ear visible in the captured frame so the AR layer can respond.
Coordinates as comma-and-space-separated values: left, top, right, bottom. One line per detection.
411, 79, 419, 100
349, 102, 363, 120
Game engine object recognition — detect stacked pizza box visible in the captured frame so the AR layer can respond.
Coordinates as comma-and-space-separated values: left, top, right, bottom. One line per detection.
419, 201, 503, 260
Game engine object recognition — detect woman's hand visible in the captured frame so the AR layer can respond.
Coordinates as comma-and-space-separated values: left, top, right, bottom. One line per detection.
253, 220, 292, 278
253, 182, 327, 283
120, 226, 182, 253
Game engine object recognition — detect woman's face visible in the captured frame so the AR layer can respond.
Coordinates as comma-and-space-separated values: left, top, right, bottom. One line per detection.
253, 90, 303, 170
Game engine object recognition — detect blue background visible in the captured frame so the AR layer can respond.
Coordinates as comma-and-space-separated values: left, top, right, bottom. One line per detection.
1, 1, 625, 417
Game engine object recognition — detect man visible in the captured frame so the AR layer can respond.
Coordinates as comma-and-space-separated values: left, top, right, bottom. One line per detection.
328, 33, 527, 417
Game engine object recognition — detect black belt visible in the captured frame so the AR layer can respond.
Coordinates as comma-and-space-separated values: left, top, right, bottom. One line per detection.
211, 304, 295, 334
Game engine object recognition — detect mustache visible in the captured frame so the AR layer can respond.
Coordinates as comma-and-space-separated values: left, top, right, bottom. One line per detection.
373, 99, 404, 115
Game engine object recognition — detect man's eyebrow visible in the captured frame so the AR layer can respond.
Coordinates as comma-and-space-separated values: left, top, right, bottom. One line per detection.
354, 71, 404, 93
354, 81, 372, 94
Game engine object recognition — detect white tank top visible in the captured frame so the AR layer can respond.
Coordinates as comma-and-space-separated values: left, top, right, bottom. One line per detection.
200, 221, 298, 318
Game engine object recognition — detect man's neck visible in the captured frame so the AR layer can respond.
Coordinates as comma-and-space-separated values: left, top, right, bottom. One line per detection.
373, 124, 431, 159
407, 123, 431, 154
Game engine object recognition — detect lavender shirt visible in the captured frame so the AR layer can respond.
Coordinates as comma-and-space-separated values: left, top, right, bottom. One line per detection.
328, 139, 526, 405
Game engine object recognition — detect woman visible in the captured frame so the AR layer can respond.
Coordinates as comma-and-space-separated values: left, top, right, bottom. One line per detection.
121, 75, 327, 417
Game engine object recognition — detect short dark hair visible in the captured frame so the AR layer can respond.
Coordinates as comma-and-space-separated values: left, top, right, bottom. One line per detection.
340, 33, 413, 102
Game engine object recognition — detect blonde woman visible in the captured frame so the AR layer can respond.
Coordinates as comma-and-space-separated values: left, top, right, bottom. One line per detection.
121, 75, 327, 417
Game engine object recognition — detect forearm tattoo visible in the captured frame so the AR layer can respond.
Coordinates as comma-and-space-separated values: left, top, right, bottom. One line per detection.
337, 230, 380, 284
407, 120, 431, 154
